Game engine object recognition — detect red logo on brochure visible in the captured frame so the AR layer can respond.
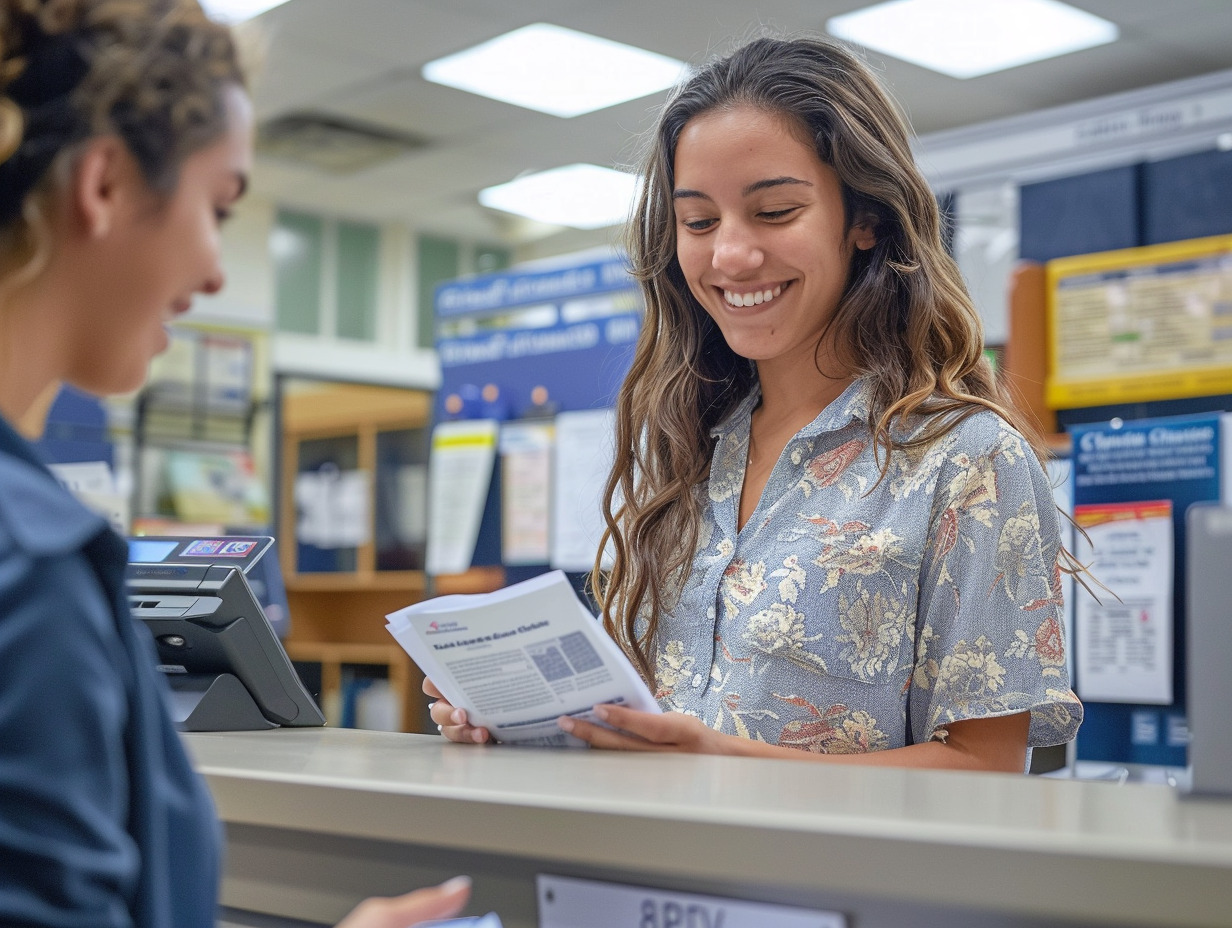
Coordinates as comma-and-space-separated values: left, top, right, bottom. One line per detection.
182, 539, 258, 557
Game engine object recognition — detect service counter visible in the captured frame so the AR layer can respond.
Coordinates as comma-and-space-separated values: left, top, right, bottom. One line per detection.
185, 728, 1232, 928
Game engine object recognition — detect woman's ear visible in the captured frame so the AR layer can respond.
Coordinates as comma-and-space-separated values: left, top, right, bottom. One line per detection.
70, 137, 136, 239
848, 213, 878, 252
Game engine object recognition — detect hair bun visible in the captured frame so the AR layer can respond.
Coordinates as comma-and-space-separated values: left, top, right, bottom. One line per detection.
0, 95, 22, 163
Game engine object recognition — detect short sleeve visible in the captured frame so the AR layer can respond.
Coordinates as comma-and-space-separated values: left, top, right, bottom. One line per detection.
0, 547, 139, 927
910, 415, 1083, 748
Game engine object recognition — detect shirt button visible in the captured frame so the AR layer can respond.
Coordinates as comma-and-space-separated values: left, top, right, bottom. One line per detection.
706, 606, 715, 619
691, 673, 704, 688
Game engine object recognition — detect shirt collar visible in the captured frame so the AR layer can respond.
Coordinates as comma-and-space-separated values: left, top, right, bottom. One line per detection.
710, 375, 873, 440
0, 413, 110, 557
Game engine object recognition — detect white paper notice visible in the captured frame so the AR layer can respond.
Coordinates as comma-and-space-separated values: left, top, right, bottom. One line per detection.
1074, 500, 1174, 704
386, 570, 659, 746
294, 468, 371, 548
551, 408, 616, 572
500, 421, 553, 565
49, 461, 128, 534
426, 420, 498, 575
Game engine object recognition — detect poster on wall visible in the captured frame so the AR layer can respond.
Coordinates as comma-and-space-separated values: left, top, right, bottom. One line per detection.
1046, 234, 1232, 408
499, 421, 554, 565
1073, 500, 1173, 705
426, 419, 499, 575
551, 408, 617, 572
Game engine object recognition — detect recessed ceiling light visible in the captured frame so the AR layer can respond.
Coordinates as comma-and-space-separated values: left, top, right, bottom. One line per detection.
479, 164, 640, 230
423, 23, 688, 118
200, 0, 292, 23
827, 0, 1119, 79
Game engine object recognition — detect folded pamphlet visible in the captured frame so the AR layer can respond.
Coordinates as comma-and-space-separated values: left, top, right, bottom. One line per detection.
386, 570, 660, 746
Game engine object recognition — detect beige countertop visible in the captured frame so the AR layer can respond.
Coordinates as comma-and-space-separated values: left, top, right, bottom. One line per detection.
186, 727, 1232, 928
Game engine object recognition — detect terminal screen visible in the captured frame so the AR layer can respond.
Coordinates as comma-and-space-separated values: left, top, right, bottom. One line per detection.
128, 538, 180, 563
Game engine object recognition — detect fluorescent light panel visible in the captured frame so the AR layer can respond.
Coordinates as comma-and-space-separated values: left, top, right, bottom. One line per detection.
827, 0, 1119, 79
200, 0, 291, 23
479, 164, 639, 230
423, 23, 687, 117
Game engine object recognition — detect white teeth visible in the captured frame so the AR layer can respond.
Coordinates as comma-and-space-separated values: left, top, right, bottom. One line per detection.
723, 284, 783, 308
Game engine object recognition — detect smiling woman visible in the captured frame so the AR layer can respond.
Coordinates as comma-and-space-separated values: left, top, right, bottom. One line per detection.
429, 36, 1084, 774
0, 2, 469, 926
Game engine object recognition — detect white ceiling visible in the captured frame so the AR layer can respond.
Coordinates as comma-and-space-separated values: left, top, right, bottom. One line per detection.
242, 0, 1232, 256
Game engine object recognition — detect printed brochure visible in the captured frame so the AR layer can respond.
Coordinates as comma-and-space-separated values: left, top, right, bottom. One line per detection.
386, 570, 659, 746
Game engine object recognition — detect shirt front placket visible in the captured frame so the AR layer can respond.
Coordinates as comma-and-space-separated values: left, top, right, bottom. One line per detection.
689, 406, 755, 697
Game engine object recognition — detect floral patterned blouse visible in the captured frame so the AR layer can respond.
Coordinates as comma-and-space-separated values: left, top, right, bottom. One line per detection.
648, 377, 1083, 756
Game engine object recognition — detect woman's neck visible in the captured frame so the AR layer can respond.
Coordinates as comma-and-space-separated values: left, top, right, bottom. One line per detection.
753, 358, 854, 438
0, 287, 67, 428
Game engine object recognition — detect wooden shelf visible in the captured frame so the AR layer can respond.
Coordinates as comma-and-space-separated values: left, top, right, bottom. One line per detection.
285, 570, 427, 594
433, 566, 506, 596
284, 640, 425, 733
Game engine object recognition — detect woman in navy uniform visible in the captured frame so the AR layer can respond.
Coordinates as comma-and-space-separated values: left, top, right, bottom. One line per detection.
0, 2, 468, 925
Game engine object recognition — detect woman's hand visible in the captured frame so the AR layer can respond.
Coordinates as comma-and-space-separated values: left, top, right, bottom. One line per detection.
558, 704, 734, 754
423, 677, 491, 744
335, 875, 471, 928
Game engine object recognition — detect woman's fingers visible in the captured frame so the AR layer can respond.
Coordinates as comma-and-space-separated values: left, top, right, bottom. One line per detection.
559, 705, 715, 753
334, 875, 471, 928
559, 714, 658, 750
424, 681, 491, 744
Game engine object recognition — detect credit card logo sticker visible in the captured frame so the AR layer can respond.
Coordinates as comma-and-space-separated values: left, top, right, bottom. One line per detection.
182, 540, 257, 557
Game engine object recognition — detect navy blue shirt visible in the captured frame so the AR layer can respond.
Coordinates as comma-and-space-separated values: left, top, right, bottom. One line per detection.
0, 414, 220, 927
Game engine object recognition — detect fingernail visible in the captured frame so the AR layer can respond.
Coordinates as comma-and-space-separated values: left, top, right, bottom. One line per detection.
451, 708, 465, 725
593, 704, 610, 721
427, 701, 437, 711
472, 728, 488, 743
558, 716, 575, 733
440, 875, 472, 894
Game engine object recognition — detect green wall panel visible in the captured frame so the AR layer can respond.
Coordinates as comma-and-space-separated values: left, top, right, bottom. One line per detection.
274, 210, 323, 335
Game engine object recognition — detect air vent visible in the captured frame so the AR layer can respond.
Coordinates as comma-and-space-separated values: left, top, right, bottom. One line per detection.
256, 112, 428, 174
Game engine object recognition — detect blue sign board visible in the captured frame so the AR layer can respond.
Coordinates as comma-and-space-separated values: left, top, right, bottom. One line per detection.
1070, 412, 1224, 767
434, 255, 641, 421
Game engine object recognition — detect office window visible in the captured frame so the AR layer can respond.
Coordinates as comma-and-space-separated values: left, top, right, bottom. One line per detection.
416, 235, 460, 349
415, 237, 512, 349
273, 210, 323, 335
335, 220, 380, 341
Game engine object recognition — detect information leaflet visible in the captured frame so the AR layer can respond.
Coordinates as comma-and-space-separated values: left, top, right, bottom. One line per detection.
386, 571, 659, 746
1073, 500, 1173, 704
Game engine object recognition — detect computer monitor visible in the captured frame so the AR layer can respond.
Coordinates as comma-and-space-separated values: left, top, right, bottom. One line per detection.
126, 535, 325, 731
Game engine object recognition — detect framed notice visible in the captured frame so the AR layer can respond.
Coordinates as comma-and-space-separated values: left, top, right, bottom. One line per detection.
1046, 234, 1232, 409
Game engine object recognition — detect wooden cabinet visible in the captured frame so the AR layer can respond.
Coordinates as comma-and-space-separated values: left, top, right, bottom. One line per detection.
278, 381, 504, 732
279, 382, 432, 732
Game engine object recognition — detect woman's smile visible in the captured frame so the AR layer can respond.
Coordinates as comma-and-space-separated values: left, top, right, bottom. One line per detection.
722, 282, 786, 307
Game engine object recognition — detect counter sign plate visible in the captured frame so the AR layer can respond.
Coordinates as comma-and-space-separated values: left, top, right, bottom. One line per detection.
536, 875, 846, 928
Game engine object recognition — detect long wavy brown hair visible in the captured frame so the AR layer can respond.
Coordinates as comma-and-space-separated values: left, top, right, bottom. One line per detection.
593, 35, 1048, 684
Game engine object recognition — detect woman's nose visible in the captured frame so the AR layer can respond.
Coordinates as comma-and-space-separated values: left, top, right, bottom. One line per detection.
200, 267, 226, 295
711, 221, 764, 275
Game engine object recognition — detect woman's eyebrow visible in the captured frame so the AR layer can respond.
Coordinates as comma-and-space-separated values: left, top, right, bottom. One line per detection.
672, 176, 813, 201
743, 176, 811, 196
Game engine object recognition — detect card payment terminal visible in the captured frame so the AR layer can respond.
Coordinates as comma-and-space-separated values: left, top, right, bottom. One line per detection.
126, 536, 325, 731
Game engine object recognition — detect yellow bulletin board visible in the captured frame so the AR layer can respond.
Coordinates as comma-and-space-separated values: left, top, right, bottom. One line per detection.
1046, 234, 1232, 409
